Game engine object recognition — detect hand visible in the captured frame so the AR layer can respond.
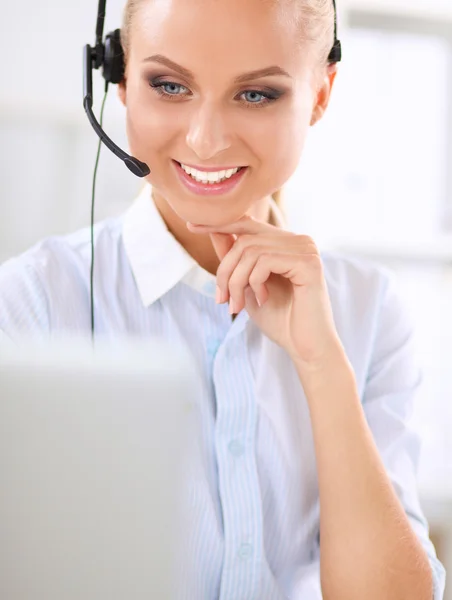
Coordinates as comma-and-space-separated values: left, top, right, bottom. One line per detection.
186, 215, 344, 369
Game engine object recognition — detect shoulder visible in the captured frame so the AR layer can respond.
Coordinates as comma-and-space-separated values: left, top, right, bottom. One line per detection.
0, 216, 124, 338
319, 250, 412, 387
321, 249, 391, 290
320, 249, 395, 317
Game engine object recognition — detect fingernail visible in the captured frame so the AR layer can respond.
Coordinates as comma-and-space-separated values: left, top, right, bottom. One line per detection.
216, 286, 222, 304
229, 299, 236, 315
256, 296, 262, 307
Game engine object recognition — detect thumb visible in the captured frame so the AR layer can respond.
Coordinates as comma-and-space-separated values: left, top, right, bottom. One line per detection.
210, 232, 235, 262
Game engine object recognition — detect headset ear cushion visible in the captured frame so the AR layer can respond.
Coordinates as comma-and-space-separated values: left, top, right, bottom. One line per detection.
328, 39, 342, 64
103, 29, 125, 85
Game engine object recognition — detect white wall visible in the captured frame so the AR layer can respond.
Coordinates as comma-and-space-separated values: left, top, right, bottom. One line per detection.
346, 0, 452, 20
0, 0, 144, 263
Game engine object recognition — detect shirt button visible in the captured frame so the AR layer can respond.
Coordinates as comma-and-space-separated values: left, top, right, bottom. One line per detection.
238, 543, 253, 560
207, 339, 221, 358
202, 280, 217, 296
228, 439, 244, 457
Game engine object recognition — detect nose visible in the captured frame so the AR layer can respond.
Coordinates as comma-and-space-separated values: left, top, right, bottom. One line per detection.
185, 103, 232, 161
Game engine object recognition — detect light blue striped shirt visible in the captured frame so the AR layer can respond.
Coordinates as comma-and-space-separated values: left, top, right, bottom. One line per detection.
0, 183, 446, 599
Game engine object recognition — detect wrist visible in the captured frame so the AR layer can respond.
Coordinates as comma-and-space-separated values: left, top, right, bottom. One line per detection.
290, 340, 350, 377
292, 344, 357, 396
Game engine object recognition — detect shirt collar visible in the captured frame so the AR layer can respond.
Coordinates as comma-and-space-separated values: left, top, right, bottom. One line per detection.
122, 182, 286, 307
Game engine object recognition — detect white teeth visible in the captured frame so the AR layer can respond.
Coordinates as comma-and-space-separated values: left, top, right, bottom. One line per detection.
179, 163, 242, 184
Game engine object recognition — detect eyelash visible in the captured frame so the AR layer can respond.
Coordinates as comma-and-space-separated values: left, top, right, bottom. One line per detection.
149, 80, 282, 108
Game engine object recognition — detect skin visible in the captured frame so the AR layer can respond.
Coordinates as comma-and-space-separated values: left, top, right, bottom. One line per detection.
118, 1, 434, 597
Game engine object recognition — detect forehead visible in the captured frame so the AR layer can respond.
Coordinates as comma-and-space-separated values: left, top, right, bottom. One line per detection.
131, 0, 308, 74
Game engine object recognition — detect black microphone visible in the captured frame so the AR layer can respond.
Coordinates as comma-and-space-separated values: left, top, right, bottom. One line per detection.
82, 43, 150, 178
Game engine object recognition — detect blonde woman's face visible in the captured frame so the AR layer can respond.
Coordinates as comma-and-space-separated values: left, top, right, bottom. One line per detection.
118, 0, 336, 226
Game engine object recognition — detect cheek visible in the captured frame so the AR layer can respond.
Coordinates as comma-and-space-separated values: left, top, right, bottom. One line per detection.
251, 105, 311, 182
125, 92, 176, 152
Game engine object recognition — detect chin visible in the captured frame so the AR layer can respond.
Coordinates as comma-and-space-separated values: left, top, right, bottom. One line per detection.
173, 197, 245, 226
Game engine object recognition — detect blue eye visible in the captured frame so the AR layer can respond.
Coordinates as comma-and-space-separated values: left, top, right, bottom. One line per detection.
149, 79, 282, 108
240, 89, 281, 108
243, 91, 266, 103
151, 82, 188, 96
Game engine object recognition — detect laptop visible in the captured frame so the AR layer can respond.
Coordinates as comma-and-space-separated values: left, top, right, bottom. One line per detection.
0, 337, 199, 600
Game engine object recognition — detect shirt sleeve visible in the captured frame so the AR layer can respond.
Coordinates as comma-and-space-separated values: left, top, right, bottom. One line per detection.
0, 255, 51, 340
288, 268, 446, 600
361, 269, 446, 599
286, 560, 322, 599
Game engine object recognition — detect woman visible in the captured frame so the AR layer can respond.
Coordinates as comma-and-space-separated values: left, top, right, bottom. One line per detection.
0, 0, 446, 598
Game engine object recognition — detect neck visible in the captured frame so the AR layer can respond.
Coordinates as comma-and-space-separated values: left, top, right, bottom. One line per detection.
151, 191, 274, 275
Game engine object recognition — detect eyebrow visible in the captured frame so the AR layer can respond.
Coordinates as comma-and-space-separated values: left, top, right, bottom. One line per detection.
142, 54, 292, 82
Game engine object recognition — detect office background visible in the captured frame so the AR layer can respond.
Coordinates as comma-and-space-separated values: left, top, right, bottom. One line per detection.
1, 0, 451, 595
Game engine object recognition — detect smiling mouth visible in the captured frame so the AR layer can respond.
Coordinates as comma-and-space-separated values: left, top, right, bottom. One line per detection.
174, 160, 246, 185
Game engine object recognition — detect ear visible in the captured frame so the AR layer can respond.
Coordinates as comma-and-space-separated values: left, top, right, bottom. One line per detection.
117, 80, 127, 107
310, 64, 338, 127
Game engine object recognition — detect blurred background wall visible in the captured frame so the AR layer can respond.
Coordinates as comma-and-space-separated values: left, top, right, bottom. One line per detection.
1, 0, 451, 595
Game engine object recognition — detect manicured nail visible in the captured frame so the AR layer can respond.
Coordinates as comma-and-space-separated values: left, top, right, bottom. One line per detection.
256, 296, 262, 307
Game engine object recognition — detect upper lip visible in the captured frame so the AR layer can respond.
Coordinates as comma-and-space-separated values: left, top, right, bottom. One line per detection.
175, 160, 245, 172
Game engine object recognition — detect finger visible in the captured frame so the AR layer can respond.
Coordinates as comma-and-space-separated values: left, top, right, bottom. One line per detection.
209, 232, 235, 262
225, 247, 266, 313
228, 249, 308, 312
215, 238, 271, 306
244, 284, 261, 312
216, 237, 304, 304
207, 233, 235, 304
214, 238, 249, 306
249, 253, 306, 293
187, 214, 284, 236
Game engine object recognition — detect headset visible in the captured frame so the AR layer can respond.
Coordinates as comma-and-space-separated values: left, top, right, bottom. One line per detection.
83, 0, 342, 338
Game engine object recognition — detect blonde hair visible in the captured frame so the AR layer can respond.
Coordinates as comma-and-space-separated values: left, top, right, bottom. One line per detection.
271, 188, 283, 212
120, 0, 335, 212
